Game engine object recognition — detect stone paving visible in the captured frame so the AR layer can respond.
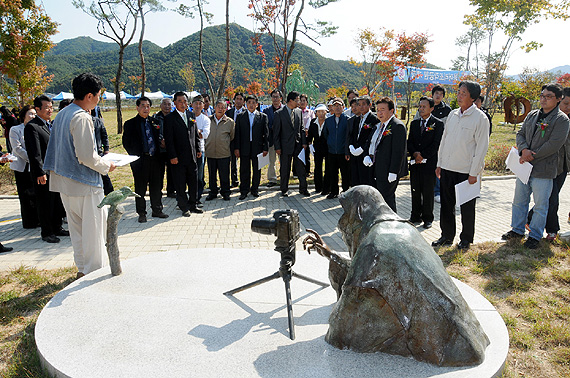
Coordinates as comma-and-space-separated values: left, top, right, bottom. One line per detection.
1, 176, 569, 271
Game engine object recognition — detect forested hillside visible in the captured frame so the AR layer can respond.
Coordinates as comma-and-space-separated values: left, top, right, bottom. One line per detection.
42, 23, 364, 94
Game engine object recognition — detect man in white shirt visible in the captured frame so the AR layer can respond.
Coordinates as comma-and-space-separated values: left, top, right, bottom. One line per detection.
432, 81, 489, 250
191, 95, 210, 200
226, 92, 246, 188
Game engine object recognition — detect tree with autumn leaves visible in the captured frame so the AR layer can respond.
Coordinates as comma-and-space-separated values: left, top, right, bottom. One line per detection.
0, 0, 58, 107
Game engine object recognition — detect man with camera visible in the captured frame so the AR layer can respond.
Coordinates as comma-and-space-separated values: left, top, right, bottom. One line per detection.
122, 96, 168, 223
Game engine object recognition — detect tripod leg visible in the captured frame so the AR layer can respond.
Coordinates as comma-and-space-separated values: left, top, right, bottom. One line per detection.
291, 271, 330, 287
283, 273, 295, 340
223, 271, 281, 296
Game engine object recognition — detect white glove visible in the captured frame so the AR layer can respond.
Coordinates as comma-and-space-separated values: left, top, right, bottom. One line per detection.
363, 155, 373, 167
349, 145, 356, 155
353, 147, 364, 156
388, 172, 397, 183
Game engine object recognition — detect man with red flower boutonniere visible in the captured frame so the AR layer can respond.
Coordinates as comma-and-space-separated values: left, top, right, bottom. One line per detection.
363, 97, 408, 212
432, 81, 489, 251
123, 96, 168, 223
502, 83, 570, 249
407, 97, 444, 229
346, 95, 379, 187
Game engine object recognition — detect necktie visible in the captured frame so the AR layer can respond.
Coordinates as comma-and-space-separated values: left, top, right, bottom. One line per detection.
290, 109, 295, 126
421, 119, 426, 134
357, 116, 364, 138
145, 119, 155, 156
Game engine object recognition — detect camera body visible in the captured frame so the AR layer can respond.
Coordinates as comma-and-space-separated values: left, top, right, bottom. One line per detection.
251, 210, 300, 261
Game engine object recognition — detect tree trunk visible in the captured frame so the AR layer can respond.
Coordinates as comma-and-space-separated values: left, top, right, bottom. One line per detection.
281, 0, 304, 93
216, 0, 230, 101
138, 6, 146, 96
197, 0, 214, 99
116, 46, 125, 134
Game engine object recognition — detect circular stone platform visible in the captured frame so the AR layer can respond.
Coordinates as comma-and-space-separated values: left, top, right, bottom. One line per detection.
36, 248, 509, 378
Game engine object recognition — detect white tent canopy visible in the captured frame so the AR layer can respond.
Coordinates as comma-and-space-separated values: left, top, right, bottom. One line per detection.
52, 91, 74, 101
137, 91, 172, 100
101, 91, 136, 101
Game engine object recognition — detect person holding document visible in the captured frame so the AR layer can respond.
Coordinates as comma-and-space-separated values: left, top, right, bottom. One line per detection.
407, 97, 443, 229
234, 95, 268, 200
43, 73, 116, 278
502, 83, 570, 249
432, 81, 489, 250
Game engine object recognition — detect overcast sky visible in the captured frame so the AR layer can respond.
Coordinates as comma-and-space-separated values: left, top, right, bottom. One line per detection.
41, 0, 568, 76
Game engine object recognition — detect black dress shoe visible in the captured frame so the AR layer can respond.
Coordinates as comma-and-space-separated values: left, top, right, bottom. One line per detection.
167, 192, 177, 198
42, 235, 60, 243
251, 191, 260, 198
524, 237, 540, 249
190, 207, 204, 214
239, 193, 248, 200
152, 212, 169, 219
223, 195, 230, 201
55, 228, 70, 236
197, 203, 204, 208
138, 214, 147, 223
231, 182, 239, 188
408, 218, 422, 226
501, 230, 524, 241
206, 194, 217, 201
0, 243, 13, 252
422, 222, 433, 229
300, 190, 310, 196
457, 240, 470, 250
281, 192, 289, 197
326, 193, 338, 199
182, 210, 191, 217
197, 200, 202, 205
431, 236, 452, 247
321, 191, 330, 196
266, 182, 277, 188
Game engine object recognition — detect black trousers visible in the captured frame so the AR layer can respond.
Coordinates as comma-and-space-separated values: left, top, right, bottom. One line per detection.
240, 148, 261, 195
327, 153, 350, 196
172, 162, 198, 212
304, 146, 311, 175
440, 169, 476, 243
15, 169, 38, 229
376, 177, 399, 213
231, 151, 239, 186
208, 157, 231, 197
313, 151, 329, 193
33, 176, 64, 237
162, 153, 175, 195
131, 155, 164, 215
280, 153, 307, 193
350, 155, 374, 187
102, 174, 114, 195
409, 164, 436, 222
528, 168, 567, 233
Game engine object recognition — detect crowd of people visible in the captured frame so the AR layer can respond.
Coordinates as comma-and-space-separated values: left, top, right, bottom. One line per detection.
1, 72, 569, 277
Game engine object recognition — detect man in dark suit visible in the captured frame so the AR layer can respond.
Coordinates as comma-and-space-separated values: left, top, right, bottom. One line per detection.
407, 97, 444, 229
262, 89, 283, 187
163, 92, 203, 217
226, 92, 246, 188
307, 104, 329, 194
234, 95, 269, 200
24, 95, 67, 243
122, 96, 168, 223
273, 90, 309, 197
364, 97, 408, 213
346, 96, 379, 187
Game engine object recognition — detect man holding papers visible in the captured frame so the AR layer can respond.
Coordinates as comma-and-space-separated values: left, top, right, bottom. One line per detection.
234, 95, 268, 200
502, 83, 570, 249
407, 97, 443, 229
432, 81, 489, 250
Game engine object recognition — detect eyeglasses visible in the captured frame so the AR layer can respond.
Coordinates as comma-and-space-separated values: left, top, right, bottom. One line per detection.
540, 94, 556, 100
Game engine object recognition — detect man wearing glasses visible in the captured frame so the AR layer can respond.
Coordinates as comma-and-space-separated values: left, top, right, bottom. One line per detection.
502, 83, 570, 249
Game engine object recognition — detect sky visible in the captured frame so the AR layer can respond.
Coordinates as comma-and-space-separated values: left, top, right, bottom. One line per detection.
40, 0, 569, 76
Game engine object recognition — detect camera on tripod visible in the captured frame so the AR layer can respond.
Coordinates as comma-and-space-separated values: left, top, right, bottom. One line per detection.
251, 210, 300, 255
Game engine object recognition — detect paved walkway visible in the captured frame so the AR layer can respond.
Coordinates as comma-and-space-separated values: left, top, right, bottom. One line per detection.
1, 176, 569, 271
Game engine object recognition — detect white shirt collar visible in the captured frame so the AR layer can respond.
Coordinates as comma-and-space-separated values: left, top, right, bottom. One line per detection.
176, 109, 186, 120
459, 104, 477, 118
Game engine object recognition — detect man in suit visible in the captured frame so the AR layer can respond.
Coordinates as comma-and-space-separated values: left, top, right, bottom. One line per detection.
273, 90, 309, 197
262, 89, 283, 187
346, 96, 378, 187
364, 97, 408, 213
24, 95, 67, 243
123, 96, 168, 223
163, 92, 203, 216
154, 98, 176, 198
324, 97, 350, 199
407, 97, 444, 229
226, 92, 246, 188
234, 95, 269, 200
307, 104, 329, 194
433, 81, 489, 250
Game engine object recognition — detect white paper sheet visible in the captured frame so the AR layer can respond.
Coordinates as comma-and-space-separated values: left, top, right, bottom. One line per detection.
309, 144, 315, 156
297, 149, 306, 164
257, 152, 269, 169
409, 158, 427, 165
505, 147, 533, 185
101, 152, 139, 167
455, 178, 481, 207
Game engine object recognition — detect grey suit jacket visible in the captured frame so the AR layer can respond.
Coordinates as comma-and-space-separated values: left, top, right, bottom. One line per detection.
273, 106, 306, 155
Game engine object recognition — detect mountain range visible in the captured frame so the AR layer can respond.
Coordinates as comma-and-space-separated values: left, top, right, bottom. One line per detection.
42, 23, 366, 95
